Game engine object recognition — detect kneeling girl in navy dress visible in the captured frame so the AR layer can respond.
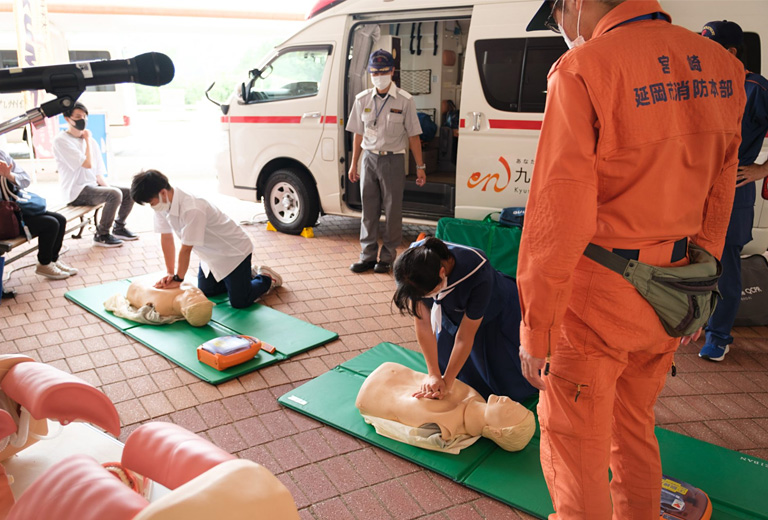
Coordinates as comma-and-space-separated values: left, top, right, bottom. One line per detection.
393, 237, 537, 402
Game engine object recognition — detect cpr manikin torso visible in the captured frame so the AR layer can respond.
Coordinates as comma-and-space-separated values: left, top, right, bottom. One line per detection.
104, 280, 214, 327
355, 362, 535, 454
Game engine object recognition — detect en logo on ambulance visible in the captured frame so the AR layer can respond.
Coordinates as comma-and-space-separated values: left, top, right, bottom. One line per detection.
214, 0, 768, 255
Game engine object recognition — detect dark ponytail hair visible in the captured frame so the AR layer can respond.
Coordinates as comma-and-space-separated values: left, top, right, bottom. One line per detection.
393, 237, 452, 318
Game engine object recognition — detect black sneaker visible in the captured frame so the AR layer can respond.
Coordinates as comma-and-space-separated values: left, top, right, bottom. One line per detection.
93, 234, 123, 248
374, 262, 391, 273
350, 261, 376, 273
112, 226, 138, 241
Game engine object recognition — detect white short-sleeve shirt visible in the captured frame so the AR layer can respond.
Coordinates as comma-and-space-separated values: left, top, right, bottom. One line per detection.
52, 131, 107, 203
153, 188, 254, 282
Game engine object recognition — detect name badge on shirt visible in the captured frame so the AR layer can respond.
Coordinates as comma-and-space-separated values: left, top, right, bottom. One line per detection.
364, 125, 378, 140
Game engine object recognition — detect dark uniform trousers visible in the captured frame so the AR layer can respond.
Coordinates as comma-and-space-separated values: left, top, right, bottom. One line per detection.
359, 150, 406, 264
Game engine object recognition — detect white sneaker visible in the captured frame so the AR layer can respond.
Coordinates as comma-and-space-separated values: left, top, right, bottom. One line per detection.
54, 260, 78, 276
256, 265, 283, 288
36, 262, 70, 280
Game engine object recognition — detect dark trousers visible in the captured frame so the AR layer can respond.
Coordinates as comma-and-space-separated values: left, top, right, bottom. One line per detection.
70, 185, 133, 236
23, 211, 66, 265
197, 254, 271, 309
704, 243, 743, 347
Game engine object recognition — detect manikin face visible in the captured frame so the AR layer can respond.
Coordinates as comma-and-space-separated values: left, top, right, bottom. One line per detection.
179, 286, 214, 327
483, 395, 530, 429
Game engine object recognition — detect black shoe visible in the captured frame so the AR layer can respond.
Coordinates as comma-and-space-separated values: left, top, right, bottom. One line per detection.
93, 234, 123, 248
1, 290, 16, 299
374, 262, 391, 273
112, 226, 138, 241
350, 261, 376, 273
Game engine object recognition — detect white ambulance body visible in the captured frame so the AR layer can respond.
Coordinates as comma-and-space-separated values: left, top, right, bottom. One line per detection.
216, 0, 768, 254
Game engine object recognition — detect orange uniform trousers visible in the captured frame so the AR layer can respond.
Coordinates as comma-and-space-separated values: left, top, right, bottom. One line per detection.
540, 244, 685, 520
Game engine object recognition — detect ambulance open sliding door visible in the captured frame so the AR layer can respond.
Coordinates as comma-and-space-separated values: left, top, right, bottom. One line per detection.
455, 1, 566, 220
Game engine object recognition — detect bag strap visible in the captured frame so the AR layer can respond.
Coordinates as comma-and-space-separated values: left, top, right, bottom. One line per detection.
483, 212, 500, 224
583, 243, 632, 276
1, 178, 18, 202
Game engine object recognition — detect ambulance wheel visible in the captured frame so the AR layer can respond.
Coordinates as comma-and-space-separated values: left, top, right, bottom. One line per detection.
264, 168, 319, 235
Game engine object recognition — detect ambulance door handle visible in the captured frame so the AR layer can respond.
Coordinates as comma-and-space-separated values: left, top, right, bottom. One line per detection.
302, 112, 321, 119
470, 112, 483, 131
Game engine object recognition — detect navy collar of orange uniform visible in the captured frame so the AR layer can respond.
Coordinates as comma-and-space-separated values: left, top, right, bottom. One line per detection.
608, 12, 670, 32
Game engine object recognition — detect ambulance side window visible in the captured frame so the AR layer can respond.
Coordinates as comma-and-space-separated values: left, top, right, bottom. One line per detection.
248, 47, 331, 103
475, 39, 525, 111
475, 37, 567, 113
520, 39, 569, 112
744, 32, 761, 75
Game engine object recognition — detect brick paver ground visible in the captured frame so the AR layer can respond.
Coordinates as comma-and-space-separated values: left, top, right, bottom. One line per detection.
2, 189, 767, 519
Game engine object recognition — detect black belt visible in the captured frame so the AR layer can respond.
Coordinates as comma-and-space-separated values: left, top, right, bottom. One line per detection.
612, 237, 688, 263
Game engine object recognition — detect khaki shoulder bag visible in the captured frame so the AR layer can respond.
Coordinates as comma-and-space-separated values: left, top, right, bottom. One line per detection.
584, 243, 721, 337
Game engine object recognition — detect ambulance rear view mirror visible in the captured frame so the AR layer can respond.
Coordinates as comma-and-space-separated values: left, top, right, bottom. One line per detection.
205, 81, 229, 115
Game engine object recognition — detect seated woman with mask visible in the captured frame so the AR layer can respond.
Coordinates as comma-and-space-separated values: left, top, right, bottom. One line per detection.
393, 238, 536, 402
356, 361, 535, 454
104, 279, 214, 327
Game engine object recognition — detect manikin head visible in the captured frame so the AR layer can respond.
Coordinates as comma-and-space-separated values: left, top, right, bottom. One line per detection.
477, 395, 536, 452
177, 287, 214, 327
368, 49, 395, 92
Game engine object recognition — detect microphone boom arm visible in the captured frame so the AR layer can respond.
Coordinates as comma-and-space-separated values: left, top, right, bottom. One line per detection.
0, 92, 83, 138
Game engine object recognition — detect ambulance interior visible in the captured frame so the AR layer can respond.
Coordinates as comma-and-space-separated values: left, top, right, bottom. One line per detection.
344, 18, 471, 219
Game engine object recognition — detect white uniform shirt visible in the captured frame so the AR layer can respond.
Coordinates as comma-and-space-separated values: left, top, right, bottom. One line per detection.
346, 85, 422, 152
52, 131, 107, 203
153, 188, 254, 282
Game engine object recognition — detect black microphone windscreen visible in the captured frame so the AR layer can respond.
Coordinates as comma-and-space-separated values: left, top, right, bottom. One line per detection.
133, 52, 175, 87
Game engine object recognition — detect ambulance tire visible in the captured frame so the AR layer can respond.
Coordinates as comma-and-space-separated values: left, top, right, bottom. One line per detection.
263, 168, 320, 235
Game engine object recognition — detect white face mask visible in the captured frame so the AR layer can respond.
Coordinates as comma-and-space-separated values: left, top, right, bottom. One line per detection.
371, 74, 392, 91
560, 0, 586, 49
152, 192, 170, 213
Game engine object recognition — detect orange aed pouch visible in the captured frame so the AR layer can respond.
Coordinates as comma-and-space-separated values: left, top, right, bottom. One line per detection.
660, 475, 712, 520
197, 335, 263, 371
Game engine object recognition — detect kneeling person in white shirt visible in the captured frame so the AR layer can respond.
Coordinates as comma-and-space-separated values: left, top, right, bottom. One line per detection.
52, 101, 137, 247
130, 170, 282, 308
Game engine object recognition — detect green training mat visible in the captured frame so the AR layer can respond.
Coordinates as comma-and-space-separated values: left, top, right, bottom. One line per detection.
65, 279, 338, 385
65, 281, 137, 331
278, 342, 768, 519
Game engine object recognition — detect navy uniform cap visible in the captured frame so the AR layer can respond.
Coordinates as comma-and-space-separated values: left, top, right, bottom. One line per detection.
527, 0, 553, 32
701, 20, 744, 49
368, 49, 394, 72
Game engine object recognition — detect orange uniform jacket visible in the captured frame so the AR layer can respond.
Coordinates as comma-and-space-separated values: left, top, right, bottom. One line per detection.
518, 1, 746, 359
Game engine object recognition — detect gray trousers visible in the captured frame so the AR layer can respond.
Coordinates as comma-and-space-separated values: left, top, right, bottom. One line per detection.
359, 151, 405, 264
70, 185, 134, 236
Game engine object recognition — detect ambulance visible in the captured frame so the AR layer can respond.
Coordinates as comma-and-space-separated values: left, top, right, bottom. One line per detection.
215, 0, 768, 254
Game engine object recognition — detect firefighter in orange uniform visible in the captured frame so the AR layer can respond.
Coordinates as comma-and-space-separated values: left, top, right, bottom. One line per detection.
518, 1, 745, 519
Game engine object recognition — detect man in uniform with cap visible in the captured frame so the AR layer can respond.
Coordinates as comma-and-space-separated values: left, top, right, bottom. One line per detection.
346, 49, 426, 274
699, 20, 768, 362
517, 1, 745, 518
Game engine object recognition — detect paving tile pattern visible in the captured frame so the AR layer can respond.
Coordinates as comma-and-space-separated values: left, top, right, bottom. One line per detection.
2, 205, 767, 519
